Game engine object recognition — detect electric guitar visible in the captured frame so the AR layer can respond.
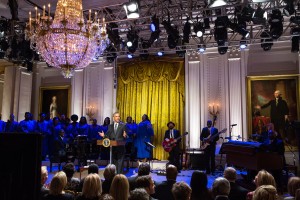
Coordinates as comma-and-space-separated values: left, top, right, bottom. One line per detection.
200, 128, 227, 150
162, 132, 188, 152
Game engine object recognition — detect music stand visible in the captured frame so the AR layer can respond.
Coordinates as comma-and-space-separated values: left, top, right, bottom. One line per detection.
145, 141, 156, 169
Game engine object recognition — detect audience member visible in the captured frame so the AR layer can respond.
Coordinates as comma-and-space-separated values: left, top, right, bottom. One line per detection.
190, 170, 213, 200
247, 170, 276, 200
212, 177, 230, 200
153, 164, 178, 200
285, 177, 300, 200
253, 185, 278, 200
63, 163, 80, 192
129, 188, 149, 200
43, 171, 74, 200
102, 164, 117, 194
172, 181, 192, 200
99, 194, 114, 200
41, 166, 49, 198
224, 167, 248, 200
78, 164, 99, 192
76, 173, 102, 200
109, 174, 129, 200
128, 162, 151, 191
136, 175, 156, 199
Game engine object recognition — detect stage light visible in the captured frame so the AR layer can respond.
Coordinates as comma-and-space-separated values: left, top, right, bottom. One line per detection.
123, 0, 139, 19
127, 53, 133, 59
252, 4, 267, 25
269, 9, 283, 39
209, 0, 227, 8
194, 22, 204, 37
283, 0, 295, 16
183, 18, 191, 44
150, 15, 159, 32
157, 51, 164, 56
260, 30, 273, 51
162, 14, 180, 49
214, 17, 228, 53
290, 16, 300, 25
240, 38, 247, 49
229, 22, 249, 38
198, 44, 206, 53
291, 27, 300, 52
107, 22, 121, 46
126, 29, 139, 53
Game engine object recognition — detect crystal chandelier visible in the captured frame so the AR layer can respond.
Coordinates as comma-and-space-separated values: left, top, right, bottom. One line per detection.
25, 0, 100, 78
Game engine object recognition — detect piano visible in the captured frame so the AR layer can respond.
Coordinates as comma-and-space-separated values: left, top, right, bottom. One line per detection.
220, 140, 284, 171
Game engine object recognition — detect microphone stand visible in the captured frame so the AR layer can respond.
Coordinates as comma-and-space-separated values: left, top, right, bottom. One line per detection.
285, 140, 298, 166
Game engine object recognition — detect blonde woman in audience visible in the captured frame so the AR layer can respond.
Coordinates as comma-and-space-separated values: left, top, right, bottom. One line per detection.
109, 174, 129, 200
41, 166, 49, 198
252, 185, 278, 200
43, 171, 74, 200
76, 173, 102, 200
247, 169, 276, 200
285, 177, 300, 200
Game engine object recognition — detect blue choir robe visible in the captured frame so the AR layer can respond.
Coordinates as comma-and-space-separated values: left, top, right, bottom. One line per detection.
136, 120, 154, 158
0, 120, 6, 133
18, 120, 37, 133
126, 123, 138, 143
88, 124, 102, 141
99, 125, 109, 134
78, 123, 89, 136
5, 120, 18, 132
66, 123, 79, 141
37, 120, 51, 157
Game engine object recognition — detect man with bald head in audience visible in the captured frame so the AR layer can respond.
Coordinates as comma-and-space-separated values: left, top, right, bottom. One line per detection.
224, 167, 248, 200
153, 164, 178, 200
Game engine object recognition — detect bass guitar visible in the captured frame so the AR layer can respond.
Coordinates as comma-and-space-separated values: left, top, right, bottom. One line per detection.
163, 132, 188, 152
200, 128, 227, 150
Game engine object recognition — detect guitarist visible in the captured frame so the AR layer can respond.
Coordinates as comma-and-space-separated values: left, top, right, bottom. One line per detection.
200, 120, 219, 175
164, 121, 181, 171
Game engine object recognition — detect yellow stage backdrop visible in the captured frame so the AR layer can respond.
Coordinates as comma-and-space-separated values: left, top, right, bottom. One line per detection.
117, 60, 185, 160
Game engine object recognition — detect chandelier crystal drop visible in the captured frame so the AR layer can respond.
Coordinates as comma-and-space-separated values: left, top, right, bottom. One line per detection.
25, 0, 107, 78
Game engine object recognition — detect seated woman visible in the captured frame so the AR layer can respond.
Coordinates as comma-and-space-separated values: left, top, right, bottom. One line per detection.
190, 171, 213, 200
285, 177, 300, 200
253, 185, 278, 200
43, 171, 74, 200
76, 173, 102, 200
109, 174, 129, 200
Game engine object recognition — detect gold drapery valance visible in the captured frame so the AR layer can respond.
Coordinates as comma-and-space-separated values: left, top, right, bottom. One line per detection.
117, 60, 185, 160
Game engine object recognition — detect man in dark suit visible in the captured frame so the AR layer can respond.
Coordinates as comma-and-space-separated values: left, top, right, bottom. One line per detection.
153, 164, 178, 200
224, 167, 248, 200
128, 162, 151, 191
200, 120, 219, 174
259, 90, 289, 137
164, 122, 181, 170
99, 112, 127, 174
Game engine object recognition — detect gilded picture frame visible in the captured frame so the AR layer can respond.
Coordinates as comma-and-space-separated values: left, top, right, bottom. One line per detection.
247, 75, 300, 146
39, 85, 71, 118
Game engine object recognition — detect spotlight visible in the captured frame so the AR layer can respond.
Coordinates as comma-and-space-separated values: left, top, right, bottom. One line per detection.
269, 9, 283, 39
194, 22, 204, 37
209, 0, 227, 8
240, 38, 247, 49
123, 0, 139, 19
283, 0, 295, 16
198, 44, 206, 53
214, 17, 228, 52
290, 16, 300, 25
252, 4, 267, 25
240, 5, 255, 23
183, 18, 191, 44
150, 14, 159, 32
260, 30, 273, 51
162, 13, 180, 49
157, 49, 165, 56
105, 45, 117, 63
107, 23, 121, 46
229, 22, 249, 38
127, 53, 133, 59
291, 27, 300, 52
126, 29, 139, 53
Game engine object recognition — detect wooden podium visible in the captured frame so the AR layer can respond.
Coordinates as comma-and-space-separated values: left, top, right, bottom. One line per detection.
97, 140, 126, 164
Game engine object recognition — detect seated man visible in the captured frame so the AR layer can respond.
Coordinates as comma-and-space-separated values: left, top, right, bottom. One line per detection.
172, 182, 192, 200
136, 175, 156, 200
212, 177, 231, 200
223, 167, 248, 200
128, 162, 151, 191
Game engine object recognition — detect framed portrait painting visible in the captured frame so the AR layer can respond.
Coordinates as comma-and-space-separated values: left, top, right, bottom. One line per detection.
247, 75, 299, 147
39, 85, 71, 118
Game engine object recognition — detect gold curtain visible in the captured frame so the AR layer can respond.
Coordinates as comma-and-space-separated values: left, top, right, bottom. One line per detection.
117, 60, 185, 160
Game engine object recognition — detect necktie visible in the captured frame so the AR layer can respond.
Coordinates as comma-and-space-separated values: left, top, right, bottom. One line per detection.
276, 98, 278, 106
171, 130, 174, 138
114, 123, 118, 132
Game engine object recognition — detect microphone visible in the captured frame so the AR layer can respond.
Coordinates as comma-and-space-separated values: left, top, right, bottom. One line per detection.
145, 141, 156, 148
230, 124, 237, 126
